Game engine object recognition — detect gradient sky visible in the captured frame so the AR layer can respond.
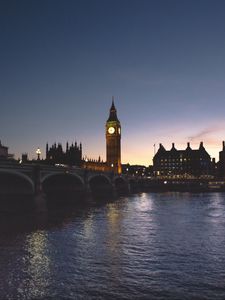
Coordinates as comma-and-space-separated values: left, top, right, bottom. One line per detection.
1, 0, 225, 165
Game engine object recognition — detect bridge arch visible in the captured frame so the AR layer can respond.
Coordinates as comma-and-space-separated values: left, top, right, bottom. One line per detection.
41, 172, 84, 185
0, 169, 34, 194
88, 174, 112, 196
88, 173, 111, 185
42, 172, 85, 202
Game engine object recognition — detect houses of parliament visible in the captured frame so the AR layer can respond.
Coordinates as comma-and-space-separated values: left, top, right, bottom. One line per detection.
45, 99, 122, 174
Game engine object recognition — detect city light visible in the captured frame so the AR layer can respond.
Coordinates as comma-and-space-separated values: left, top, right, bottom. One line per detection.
36, 148, 41, 160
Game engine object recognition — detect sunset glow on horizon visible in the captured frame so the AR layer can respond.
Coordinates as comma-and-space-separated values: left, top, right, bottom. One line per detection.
1, 0, 225, 166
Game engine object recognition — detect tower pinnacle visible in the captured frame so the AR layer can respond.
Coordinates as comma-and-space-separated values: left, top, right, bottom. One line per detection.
107, 97, 119, 122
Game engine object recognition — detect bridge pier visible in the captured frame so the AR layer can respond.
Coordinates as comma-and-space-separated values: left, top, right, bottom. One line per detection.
33, 165, 47, 213
83, 169, 92, 197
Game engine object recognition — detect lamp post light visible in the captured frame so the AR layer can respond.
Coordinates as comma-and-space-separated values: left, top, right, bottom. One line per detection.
84, 156, 88, 169
36, 147, 41, 161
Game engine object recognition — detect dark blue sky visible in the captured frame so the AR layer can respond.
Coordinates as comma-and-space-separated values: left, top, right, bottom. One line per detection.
1, 0, 225, 164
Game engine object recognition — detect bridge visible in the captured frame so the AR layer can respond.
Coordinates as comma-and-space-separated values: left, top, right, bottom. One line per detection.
1, 161, 223, 213
0, 162, 146, 212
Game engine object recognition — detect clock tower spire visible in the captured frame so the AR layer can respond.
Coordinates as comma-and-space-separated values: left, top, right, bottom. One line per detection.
106, 97, 121, 174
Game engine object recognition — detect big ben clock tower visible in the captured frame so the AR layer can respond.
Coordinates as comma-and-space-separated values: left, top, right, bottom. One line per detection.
106, 98, 121, 174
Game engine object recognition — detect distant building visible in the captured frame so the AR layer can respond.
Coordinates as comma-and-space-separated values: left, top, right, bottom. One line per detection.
122, 164, 153, 177
0, 140, 14, 160
83, 156, 108, 172
0, 140, 8, 159
46, 142, 82, 166
217, 141, 225, 178
153, 142, 213, 178
21, 153, 28, 163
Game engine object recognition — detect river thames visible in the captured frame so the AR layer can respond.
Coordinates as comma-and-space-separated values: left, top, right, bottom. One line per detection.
1, 192, 225, 299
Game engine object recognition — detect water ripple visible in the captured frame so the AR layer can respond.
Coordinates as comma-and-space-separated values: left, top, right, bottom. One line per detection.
1, 192, 225, 299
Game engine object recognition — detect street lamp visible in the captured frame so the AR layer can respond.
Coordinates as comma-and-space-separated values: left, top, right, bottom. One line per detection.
36, 147, 41, 160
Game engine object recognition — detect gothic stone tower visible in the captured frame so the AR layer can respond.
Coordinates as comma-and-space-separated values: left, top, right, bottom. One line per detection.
106, 98, 121, 174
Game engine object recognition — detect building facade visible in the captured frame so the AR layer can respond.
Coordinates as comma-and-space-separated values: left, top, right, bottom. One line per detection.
0, 140, 14, 160
217, 141, 225, 178
153, 142, 213, 178
122, 164, 153, 177
0, 140, 8, 159
83, 157, 107, 172
45, 142, 82, 166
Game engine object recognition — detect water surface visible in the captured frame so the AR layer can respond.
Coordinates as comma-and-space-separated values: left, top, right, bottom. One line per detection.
1, 192, 225, 299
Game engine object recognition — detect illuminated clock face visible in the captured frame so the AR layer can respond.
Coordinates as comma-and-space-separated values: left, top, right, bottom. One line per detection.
118, 128, 121, 134
108, 127, 115, 134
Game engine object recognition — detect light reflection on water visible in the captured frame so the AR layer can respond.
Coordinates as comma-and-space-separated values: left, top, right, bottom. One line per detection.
0, 192, 225, 299
19, 231, 51, 299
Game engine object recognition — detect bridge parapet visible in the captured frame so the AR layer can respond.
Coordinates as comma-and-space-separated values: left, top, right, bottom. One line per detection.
0, 162, 141, 198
